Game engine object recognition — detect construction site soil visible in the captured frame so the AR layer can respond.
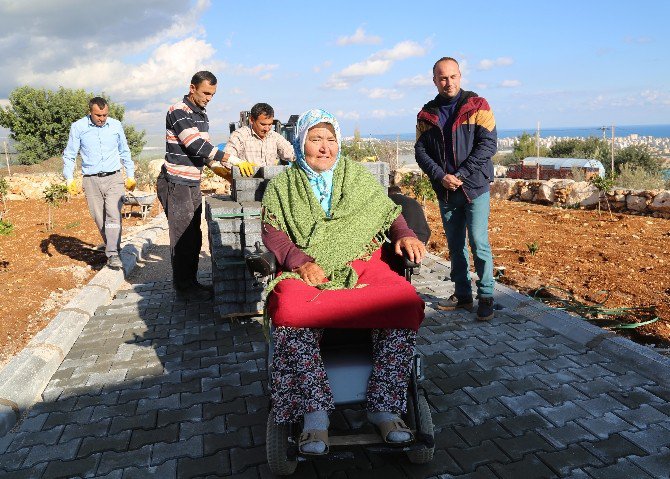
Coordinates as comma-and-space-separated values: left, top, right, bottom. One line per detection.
1, 194, 669, 367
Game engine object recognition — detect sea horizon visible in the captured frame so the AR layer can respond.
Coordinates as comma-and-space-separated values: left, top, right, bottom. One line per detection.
369, 123, 670, 142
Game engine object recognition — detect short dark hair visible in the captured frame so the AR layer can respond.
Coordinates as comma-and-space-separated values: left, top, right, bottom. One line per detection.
88, 97, 108, 111
250, 103, 274, 119
191, 71, 217, 86
432, 56, 459, 75
388, 185, 402, 195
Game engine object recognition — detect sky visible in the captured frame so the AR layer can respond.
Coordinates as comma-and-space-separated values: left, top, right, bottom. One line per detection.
1, 0, 669, 145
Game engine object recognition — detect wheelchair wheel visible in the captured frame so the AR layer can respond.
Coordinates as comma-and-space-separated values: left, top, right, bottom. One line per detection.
266, 413, 298, 475
405, 393, 435, 464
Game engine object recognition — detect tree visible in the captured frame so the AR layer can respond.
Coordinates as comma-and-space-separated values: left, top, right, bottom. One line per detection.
613, 145, 662, 176
43, 182, 68, 231
549, 137, 610, 163
0, 177, 11, 235
340, 128, 376, 162
512, 132, 549, 161
0, 86, 146, 165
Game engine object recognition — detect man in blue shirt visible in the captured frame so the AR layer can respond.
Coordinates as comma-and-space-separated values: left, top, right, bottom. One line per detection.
63, 97, 136, 269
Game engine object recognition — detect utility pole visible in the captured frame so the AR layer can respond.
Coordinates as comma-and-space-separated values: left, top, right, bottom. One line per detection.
535, 120, 540, 180
611, 125, 615, 175
600, 126, 607, 141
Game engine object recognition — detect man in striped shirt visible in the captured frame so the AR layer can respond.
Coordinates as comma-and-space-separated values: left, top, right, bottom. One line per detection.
157, 71, 241, 301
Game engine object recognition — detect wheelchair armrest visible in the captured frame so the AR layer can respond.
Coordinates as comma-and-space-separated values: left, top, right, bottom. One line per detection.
245, 242, 277, 278
402, 251, 422, 270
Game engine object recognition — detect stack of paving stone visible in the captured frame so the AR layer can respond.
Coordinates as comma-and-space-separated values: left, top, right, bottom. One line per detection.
204, 161, 389, 318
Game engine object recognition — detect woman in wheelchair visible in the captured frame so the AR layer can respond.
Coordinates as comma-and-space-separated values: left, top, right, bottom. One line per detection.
261, 109, 426, 455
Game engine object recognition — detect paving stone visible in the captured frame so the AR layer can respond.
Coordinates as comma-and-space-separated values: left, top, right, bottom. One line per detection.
537, 443, 603, 476
121, 459, 177, 478
90, 402, 138, 421
23, 438, 81, 467
489, 454, 556, 479
620, 424, 670, 454
42, 407, 95, 429
136, 393, 180, 413
577, 412, 636, 439
499, 391, 551, 415
60, 419, 111, 442
455, 419, 512, 447
0, 447, 30, 471
229, 445, 266, 474
0, 464, 48, 478
179, 416, 227, 440
498, 412, 553, 436
463, 382, 514, 403
97, 445, 152, 475
459, 398, 512, 425
629, 447, 670, 479
177, 451, 230, 479
572, 378, 619, 398
535, 384, 588, 406
498, 376, 548, 395
129, 423, 178, 449
448, 439, 509, 473
538, 422, 597, 449
580, 433, 648, 465
156, 405, 202, 428
203, 397, 248, 420
202, 429, 254, 455
536, 401, 592, 427
226, 410, 268, 430
493, 431, 555, 460
585, 458, 657, 479
42, 454, 100, 478
109, 411, 157, 435
614, 404, 670, 428
78, 431, 132, 458
6, 426, 64, 452
151, 436, 203, 465
160, 378, 201, 396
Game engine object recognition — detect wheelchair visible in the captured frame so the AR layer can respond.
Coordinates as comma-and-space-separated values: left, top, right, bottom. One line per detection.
246, 242, 435, 475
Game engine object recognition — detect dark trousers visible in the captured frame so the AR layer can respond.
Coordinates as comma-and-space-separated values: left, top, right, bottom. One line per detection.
157, 173, 203, 290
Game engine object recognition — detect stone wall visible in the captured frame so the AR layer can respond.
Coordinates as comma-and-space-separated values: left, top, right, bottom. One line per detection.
491, 178, 670, 218
2, 160, 231, 200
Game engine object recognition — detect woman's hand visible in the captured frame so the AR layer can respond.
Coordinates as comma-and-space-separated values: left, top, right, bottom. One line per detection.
395, 236, 426, 263
294, 262, 328, 286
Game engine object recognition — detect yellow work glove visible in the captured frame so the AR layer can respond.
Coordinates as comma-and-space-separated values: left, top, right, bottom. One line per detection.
124, 178, 137, 191
66, 179, 78, 195
227, 154, 256, 177
208, 162, 232, 182
237, 161, 256, 177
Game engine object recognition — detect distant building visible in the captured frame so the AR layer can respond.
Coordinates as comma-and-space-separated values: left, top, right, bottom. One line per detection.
506, 157, 605, 180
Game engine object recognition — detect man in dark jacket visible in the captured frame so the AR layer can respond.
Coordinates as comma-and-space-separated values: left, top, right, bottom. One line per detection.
414, 57, 497, 320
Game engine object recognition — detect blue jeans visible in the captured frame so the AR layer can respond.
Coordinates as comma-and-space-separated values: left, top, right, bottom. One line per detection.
438, 190, 494, 298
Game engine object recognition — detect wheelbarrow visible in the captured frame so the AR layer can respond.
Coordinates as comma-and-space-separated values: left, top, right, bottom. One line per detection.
122, 191, 157, 220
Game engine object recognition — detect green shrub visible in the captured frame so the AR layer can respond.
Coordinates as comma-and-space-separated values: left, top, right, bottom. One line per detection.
614, 164, 666, 190
0, 219, 13, 235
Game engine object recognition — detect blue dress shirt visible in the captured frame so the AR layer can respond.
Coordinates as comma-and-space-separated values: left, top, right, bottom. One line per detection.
62, 115, 134, 180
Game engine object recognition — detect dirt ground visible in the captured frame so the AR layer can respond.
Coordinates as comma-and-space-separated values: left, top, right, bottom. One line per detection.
424, 199, 670, 350
0, 195, 160, 367
1, 192, 669, 368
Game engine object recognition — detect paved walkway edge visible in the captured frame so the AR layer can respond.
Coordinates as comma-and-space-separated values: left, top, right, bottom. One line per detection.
427, 253, 670, 385
0, 214, 169, 437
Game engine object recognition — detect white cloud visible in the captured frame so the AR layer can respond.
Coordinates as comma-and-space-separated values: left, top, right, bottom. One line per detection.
340, 59, 392, 77
360, 88, 404, 100
336, 27, 382, 46
334, 110, 361, 120
20, 37, 223, 102
500, 80, 521, 88
477, 57, 514, 70
397, 74, 433, 88
323, 40, 428, 90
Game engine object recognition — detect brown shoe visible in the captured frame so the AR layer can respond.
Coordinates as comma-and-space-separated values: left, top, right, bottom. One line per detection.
477, 297, 495, 321
437, 294, 474, 311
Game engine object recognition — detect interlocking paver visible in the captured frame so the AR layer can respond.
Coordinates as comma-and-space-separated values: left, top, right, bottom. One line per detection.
3, 239, 670, 478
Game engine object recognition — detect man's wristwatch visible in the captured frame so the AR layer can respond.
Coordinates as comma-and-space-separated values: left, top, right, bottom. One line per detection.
454, 172, 463, 180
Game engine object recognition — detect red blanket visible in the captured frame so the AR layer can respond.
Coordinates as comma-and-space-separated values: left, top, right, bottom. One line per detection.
267, 249, 425, 330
